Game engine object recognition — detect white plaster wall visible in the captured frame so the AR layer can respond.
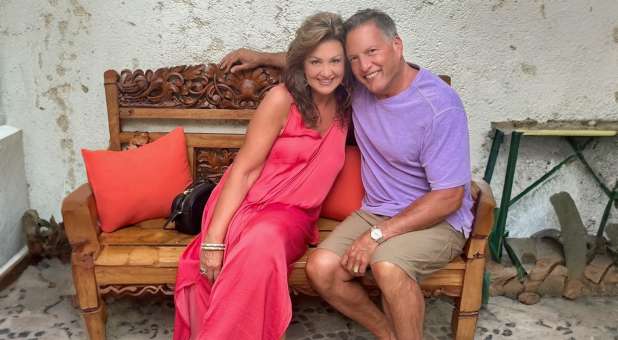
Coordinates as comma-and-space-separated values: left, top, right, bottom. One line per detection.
0, 126, 29, 267
0, 0, 617, 235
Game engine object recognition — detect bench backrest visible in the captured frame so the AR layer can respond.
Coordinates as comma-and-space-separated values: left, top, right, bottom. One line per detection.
103, 64, 282, 183
103, 64, 452, 184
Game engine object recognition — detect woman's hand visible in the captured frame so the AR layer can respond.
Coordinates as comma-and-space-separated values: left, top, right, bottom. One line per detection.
200, 247, 224, 283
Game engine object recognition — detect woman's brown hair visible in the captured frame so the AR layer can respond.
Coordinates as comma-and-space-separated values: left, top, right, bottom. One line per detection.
284, 12, 352, 128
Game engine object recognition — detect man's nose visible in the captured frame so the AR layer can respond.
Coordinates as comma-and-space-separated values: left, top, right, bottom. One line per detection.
358, 55, 371, 73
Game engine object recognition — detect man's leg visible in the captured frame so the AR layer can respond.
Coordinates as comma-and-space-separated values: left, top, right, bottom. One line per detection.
306, 249, 394, 340
370, 221, 467, 340
380, 292, 395, 334
307, 211, 394, 339
372, 261, 424, 340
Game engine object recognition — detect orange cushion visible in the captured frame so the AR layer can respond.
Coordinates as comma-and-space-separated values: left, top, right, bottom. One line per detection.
82, 127, 192, 232
321, 146, 365, 221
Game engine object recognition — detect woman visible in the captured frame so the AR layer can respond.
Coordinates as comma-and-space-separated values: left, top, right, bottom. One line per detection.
173, 12, 352, 340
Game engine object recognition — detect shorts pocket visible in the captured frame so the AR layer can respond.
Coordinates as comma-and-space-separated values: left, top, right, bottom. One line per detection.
448, 230, 466, 260
425, 240, 452, 271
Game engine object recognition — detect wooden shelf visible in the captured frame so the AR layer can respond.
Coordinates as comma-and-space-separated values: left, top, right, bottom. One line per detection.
517, 129, 617, 137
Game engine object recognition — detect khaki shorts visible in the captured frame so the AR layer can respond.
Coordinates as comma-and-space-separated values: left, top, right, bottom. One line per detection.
318, 210, 466, 281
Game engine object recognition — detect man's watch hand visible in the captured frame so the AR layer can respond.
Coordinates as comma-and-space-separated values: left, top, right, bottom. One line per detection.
341, 232, 379, 277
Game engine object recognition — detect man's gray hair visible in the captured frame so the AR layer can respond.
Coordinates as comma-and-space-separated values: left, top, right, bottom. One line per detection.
344, 9, 398, 39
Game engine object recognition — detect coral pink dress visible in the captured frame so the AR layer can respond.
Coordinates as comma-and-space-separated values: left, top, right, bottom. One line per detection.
173, 103, 347, 340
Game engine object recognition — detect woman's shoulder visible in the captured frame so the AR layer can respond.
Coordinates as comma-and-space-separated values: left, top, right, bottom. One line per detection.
254, 84, 294, 128
263, 84, 294, 107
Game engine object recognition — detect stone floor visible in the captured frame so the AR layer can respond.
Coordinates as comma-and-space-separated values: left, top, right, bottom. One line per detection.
1, 258, 617, 339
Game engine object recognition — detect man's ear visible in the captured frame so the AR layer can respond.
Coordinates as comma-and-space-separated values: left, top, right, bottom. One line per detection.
392, 35, 404, 56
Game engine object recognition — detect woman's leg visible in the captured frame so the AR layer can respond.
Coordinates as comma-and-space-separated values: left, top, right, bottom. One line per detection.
188, 286, 201, 340
196, 207, 312, 339
174, 235, 211, 340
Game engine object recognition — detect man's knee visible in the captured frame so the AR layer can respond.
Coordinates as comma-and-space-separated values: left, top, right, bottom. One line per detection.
370, 261, 417, 294
306, 249, 342, 287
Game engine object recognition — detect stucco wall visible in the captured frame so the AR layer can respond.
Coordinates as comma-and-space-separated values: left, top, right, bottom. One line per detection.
1, 0, 617, 236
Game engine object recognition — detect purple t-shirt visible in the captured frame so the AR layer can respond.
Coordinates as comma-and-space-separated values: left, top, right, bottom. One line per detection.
352, 66, 474, 237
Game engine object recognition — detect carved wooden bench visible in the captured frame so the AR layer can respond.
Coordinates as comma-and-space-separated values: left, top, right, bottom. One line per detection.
61, 64, 495, 340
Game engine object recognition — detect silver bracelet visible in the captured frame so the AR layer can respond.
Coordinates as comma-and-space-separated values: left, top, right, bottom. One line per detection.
201, 243, 225, 251
202, 243, 225, 247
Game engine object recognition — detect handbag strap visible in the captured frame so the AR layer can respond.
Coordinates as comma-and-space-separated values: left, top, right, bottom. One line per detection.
162, 210, 181, 230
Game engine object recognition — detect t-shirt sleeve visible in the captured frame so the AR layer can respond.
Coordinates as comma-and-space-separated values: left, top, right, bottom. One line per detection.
420, 107, 471, 190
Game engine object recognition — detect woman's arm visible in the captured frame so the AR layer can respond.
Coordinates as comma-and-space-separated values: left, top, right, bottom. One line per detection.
205, 84, 291, 243
199, 85, 291, 282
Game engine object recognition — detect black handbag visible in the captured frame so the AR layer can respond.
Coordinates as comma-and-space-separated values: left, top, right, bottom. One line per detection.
163, 179, 216, 235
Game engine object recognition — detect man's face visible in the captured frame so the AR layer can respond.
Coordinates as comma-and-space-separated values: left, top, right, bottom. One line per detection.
345, 22, 404, 98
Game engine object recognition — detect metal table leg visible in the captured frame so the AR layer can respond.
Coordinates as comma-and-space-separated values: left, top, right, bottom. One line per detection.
481, 129, 504, 305
489, 131, 523, 262
483, 129, 504, 184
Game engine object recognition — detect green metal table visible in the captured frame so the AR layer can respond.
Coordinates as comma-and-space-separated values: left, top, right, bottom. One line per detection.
483, 128, 618, 279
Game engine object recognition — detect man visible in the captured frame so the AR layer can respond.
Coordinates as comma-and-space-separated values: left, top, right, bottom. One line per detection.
220, 9, 472, 340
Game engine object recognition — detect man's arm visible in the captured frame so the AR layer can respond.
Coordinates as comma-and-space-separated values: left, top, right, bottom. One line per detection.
378, 186, 464, 239
381, 106, 471, 238
341, 187, 464, 276
219, 48, 286, 73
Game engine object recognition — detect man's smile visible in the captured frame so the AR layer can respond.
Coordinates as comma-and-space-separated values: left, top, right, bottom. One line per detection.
364, 70, 381, 80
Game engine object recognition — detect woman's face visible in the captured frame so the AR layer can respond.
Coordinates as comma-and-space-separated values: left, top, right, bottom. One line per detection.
303, 39, 345, 98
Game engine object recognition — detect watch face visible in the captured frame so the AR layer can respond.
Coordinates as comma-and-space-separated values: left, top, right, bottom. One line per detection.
370, 228, 382, 240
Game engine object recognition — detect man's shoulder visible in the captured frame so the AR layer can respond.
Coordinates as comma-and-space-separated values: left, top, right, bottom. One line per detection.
415, 68, 464, 115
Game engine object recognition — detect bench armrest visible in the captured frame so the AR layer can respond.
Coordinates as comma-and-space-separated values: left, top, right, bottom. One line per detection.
61, 183, 101, 257
464, 180, 496, 260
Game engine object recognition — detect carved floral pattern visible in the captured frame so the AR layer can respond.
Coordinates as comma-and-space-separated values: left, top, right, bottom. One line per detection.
195, 148, 238, 183
121, 132, 151, 150
117, 64, 281, 108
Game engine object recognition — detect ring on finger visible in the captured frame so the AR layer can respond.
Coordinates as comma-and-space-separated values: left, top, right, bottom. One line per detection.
200, 268, 208, 275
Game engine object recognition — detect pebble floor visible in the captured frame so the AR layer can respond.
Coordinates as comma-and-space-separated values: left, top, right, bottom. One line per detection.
1, 258, 617, 339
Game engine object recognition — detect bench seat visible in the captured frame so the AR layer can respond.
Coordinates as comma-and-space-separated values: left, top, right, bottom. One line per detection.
93, 216, 468, 289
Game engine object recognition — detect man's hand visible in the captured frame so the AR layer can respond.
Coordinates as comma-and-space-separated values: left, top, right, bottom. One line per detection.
219, 48, 265, 73
341, 231, 379, 277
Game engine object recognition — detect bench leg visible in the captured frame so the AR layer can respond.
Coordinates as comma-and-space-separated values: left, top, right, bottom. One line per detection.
71, 253, 106, 340
451, 300, 478, 340
82, 302, 107, 340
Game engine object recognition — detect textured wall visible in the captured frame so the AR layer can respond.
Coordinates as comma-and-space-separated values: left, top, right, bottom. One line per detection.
0, 0, 617, 236
0, 126, 29, 267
